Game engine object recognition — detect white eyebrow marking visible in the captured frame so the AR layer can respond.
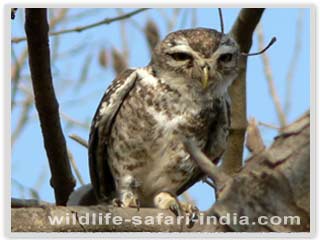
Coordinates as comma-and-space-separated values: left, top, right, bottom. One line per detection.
174, 38, 189, 46
215, 45, 237, 55
168, 45, 192, 53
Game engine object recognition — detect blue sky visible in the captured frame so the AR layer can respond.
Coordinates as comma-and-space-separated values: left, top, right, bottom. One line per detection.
11, 8, 310, 210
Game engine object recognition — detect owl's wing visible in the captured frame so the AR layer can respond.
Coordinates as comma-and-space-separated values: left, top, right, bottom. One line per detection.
89, 69, 137, 202
176, 95, 231, 196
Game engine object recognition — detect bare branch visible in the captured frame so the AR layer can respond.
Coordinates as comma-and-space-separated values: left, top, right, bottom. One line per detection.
60, 112, 90, 130
98, 47, 109, 68
191, 9, 197, 28
222, 8, 265, 175
67, 149, 85, 186
11, 94, 33, 145
25, 8, 75, 205
12, 8, 150, 44
245, 117, 265, 154
158, 9, 180, 32
49, 8, 68, 29
69, 134, 89, 148
11, 47, 28, 108
12, 178, 40, 201
257, 23, 287, 128
111, 48, 128, 74
284, 10, 304, 115
144, 19, 160, 52
116, 9, 130, 60
207, 112, 309, 232
258, 121, 280, 130
183, 139, 231, 189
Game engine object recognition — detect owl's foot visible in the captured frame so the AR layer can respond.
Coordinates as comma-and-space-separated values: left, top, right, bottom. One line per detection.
180, 202, 200, 228
154, 192, 199, 227
180, 202, 199, 217
113, 191, 140, 211
154, 192, 183, 216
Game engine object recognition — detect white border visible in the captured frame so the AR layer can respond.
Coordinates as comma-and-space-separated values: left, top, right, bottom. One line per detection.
1, 1, 317, 239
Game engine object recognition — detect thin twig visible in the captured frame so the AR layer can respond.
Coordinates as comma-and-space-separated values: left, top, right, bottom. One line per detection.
258, 121, 280, 130
69, 134, 89, 148
60, 112, 90, 129
284, 10, 304, 115
12, 8, 150, 44
11, 47, 28, 108
144, 19, 160, 52
12, 178, 40, 201
49, 8, 68, 28
67, 149, 85, 186
33, 166, 48, 193
50, 9, 69, 63
257, 23, 287, 128
183, 139, 231, 189
11, 94, 33, 145
191, 9, 197, 28
116, 9, 129, 60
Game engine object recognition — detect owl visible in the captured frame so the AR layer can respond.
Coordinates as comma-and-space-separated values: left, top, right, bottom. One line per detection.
89, 27, 240, 215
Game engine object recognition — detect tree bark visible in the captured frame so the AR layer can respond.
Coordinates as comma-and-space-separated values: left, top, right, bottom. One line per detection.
222, 8, 265, 175
11, 112, 310, 232
25, 8, 75, 206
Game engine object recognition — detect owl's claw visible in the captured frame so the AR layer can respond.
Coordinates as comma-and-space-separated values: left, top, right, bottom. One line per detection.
153, 192, 200, 227
113, 190, 140, 211
169, 201, 183, 216
136, 198, 141, 211
154, 192, 183, 216
112, 198, 123, 207
180, 202, 200, 228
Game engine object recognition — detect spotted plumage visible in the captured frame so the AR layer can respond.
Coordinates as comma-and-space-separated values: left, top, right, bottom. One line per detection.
89, 28, 240, 210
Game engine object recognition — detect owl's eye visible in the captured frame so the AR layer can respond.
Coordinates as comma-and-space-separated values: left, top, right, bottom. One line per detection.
169, 52, 193, 61
218, 53, 233, 63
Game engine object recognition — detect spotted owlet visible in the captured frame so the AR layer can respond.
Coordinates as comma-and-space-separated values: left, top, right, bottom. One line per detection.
89, 27, 240, 213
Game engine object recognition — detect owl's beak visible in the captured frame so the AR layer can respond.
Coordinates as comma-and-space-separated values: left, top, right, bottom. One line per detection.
201, 66, 209, 89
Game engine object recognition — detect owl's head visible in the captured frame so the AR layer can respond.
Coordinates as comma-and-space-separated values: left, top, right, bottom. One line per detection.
150, 28, 240, 94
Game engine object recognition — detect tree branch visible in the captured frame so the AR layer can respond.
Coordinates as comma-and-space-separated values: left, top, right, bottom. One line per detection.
12, 112, 309, 232
285, 10, 304, 115
207, 111, 309, 232
257, 23, 287, 128
222, 8, 265, 175
25, 8, 75, 205
13, 8, 149, 44
245, 117, 265, 154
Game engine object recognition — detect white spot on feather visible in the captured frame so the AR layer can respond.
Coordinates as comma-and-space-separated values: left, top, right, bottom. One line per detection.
146, 107, 187, 131
137, 68, 159, 87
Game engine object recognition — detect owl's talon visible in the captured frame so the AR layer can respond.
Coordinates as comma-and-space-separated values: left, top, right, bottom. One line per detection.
154, 192, 183, 216
136, 198, 141, 212
180, 202, 200, 228
169, 202, 182, 216
112, 198, 123, 207
113, 191, 140, 210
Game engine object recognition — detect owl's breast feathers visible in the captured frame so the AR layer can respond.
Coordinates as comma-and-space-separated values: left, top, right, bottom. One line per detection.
89, 67, 230, 202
